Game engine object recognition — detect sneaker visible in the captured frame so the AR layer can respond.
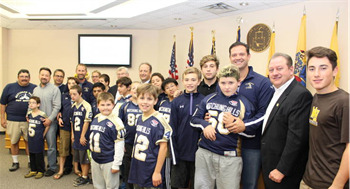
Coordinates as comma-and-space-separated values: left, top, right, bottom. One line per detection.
73, 176, 84, 183
119, 182, 126, 189
73, 177, 90, 187
35, 172, 44, 179
24, 171, 37, 178
44, 169, 56, 177
9, 163, 19, 172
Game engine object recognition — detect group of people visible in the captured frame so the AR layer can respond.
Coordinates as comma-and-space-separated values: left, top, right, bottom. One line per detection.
0, 41, 348, 189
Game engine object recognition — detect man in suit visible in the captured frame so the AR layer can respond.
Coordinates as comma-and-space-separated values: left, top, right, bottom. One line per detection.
261, 53, 312, 189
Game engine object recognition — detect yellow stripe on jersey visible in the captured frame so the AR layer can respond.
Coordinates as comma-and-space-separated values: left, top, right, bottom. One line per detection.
238, 100, 245, 120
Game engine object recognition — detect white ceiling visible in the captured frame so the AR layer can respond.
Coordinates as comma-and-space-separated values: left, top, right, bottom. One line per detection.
0, 0, 307, 30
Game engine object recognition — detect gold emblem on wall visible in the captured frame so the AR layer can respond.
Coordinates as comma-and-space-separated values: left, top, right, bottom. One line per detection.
247, 23, 271, 53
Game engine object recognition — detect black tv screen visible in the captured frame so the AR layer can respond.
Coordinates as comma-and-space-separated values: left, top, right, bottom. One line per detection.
78, 34, 132, 67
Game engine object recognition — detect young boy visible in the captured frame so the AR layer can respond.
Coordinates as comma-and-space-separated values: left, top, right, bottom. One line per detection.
169, 67, 205, 189
118, 81, 142, 189
89, 92, 126, 189
301, 47, 349, 189
128, 84, 173, 189
158, 78, 179, 123
70, 85, 93, 187
91, 82, 105, 118
190, 65, 257, 189
113, 77, 132, 117
54, 77, 79, 179
25, 96, 49, 179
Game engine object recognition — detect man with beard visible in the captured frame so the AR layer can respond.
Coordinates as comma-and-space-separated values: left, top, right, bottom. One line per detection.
76, 64, 93, 104
33, 67, 61, 176
1, 69, 36, 171
197, 55, 219, 96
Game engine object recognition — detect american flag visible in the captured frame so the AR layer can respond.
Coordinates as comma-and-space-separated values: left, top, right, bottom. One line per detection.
211, 34, 216, 55
169, 41, 178, 80
187, 31, 194, 67
236, 26, 241, 42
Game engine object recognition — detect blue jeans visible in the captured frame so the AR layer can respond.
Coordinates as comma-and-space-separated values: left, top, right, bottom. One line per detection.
46, 122, 57, 171
241, 148, 261, 189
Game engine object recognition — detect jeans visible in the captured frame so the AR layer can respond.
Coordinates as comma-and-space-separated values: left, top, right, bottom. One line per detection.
46, 122, 57, 171
241, 148, 261, 189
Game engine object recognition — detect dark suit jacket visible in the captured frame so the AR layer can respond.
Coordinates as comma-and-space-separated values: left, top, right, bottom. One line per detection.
108, 85, 118, 99
261, 79, 312, 189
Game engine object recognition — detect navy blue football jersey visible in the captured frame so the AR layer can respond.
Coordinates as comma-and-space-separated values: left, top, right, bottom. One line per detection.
27, 110, 48, 153
91, 99, 100, 118
190, 91, 257, 156
158, 99, 172, 124
71, 100, 92, 150
118, 101, 142, 145
61, 93, 73, 131
89, 113, 125, 164
128, 111, 172, 188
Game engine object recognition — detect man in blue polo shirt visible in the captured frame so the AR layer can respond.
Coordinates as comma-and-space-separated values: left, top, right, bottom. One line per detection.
229, 42, 274, 189
1, 69, 37, 171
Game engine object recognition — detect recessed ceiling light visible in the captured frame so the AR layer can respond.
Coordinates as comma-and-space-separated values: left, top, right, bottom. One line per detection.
110, 25, 118, 27
173, 18, 182, 20
239, 2, 249, 6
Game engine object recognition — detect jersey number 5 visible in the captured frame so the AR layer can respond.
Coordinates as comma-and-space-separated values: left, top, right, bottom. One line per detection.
28, 123, 36, 137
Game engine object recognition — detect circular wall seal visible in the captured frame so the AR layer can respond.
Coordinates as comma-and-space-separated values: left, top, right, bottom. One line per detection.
247, 23, 271, 53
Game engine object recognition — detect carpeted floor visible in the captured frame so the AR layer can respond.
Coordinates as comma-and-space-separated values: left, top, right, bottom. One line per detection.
0, 134, 93, 189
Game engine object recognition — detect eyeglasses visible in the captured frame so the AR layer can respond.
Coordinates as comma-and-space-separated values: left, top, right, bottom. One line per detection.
54, 75, 64, 78
19, 76, 29, 79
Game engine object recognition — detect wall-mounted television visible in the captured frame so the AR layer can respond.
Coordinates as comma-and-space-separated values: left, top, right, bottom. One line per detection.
78, 34, 132, 67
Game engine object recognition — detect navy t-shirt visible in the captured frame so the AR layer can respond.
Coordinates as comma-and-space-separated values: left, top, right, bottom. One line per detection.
0, 82, 36, 121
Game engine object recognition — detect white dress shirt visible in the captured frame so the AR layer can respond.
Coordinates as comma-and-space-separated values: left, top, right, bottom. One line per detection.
262, 77, 295, 134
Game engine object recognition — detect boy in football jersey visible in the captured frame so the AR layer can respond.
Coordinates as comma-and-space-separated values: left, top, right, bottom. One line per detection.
119, 81, 142, 189
158, 78, 178, 123
25, 96, 49, 179
54, 77, 79, 179
113, 77, 132, 117
70, 85, 93, 187
89, 92, 126, 189
128, 84, 173, 189
170, 67, 205, 189
91, 82, 105, 118
190, 65, 258, 189
158, 78, 178, 189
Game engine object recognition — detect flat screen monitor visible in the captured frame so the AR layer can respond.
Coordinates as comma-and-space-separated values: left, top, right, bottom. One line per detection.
78, 34, 132, 67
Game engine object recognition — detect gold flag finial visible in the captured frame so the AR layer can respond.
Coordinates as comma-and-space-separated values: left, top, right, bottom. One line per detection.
190, 27, 194, 32
173, 35, 176, 41
211, 30, 215, 35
